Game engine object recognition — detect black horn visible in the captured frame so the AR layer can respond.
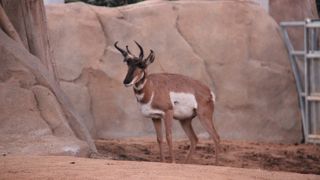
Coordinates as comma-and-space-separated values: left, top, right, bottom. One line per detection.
134, 41, 144, 59
126, 45, 132, 55
114, 41, 128, 57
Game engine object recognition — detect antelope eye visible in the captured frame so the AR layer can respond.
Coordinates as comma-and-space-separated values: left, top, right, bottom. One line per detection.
137, 62, 146, 69
126, 60, 134, 65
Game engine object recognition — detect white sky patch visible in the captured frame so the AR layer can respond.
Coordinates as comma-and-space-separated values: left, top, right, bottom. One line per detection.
44, 0, 64, 4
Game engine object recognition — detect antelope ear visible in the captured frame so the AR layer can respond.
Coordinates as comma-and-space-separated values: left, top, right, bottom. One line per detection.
143, 50, 155, 67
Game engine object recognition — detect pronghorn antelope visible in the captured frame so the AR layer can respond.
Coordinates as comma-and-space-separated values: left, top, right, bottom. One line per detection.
114, 41, 221, 164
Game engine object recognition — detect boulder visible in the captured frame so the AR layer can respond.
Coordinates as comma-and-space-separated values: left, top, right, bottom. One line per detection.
0, 76, 89, 156
0, 81, 49, 135
270, 0, 318, 23
60, 81, 97, 136
45, 0, 302, 143
270, 0, 319, 50
31, 85, 75, 137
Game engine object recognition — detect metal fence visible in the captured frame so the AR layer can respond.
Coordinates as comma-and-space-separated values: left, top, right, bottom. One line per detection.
280, 19, 320, 143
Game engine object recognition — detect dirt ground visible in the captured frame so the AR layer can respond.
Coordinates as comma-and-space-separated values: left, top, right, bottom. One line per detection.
94, 138, 320, 175
1, 139, 320, 180
1, 155, 320, 180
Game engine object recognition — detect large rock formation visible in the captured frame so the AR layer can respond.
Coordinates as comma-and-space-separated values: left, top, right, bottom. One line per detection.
0, 80, 89, 156
2, 0, 317, 157
45, 0, 301, 143
0, 0, 93, 156
270, 0, 319, 50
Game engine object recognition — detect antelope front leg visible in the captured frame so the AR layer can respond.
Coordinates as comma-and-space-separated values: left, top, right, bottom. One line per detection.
152, 118, 164, 162
164, 110, 175, 163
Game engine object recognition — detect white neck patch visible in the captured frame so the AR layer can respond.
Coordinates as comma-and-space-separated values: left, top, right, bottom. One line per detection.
135, 93, 144, 101
134, 72, 146, 90
139, 92, 164, 118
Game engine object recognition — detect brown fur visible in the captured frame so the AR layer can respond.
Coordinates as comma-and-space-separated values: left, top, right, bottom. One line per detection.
115, 41, 220, 164
134, 72, 220, 164
140, 73, 212, 115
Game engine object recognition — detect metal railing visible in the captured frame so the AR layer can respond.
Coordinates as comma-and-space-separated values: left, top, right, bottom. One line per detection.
280, 19, 320, 144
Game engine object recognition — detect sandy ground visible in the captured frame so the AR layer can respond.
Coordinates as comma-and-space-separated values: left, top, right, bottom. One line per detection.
1, 139, 319, 180
1, 155, 320, 180
94, 138, 320, 175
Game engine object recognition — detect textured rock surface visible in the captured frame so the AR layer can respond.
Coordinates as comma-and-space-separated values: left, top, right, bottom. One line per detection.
270, 0, 318, 23
3, 0, 315, 157
31, 85, 75, 137
0, 81, 89, 156
270, 0, 319, 50
60, 81, 97, 136
45, 0, 301, 143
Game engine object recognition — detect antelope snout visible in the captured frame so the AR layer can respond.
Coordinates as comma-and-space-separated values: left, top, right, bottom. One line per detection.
123, 78, 134, 87
124, 83, 133, 87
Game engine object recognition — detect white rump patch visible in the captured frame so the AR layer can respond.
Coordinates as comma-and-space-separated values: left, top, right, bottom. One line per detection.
140, 92, 165, 118
169, 92, 197, 119
211, 91, 216, 104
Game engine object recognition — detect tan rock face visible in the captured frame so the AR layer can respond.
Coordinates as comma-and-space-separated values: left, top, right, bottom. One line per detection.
270, 0, 319, 50
45, 0, 302, 143
270, 0, 318, 23
60, 81, 96, 136
0, 81, 49, 135
0, 81, 89, 156
31, 85, 75, 137
1, 0, 317, 157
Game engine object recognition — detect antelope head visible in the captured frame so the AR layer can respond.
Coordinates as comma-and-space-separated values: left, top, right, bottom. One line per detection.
114, 41, 155, 87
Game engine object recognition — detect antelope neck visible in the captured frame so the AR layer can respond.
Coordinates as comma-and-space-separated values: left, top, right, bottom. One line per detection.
133, 71, 147, 93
